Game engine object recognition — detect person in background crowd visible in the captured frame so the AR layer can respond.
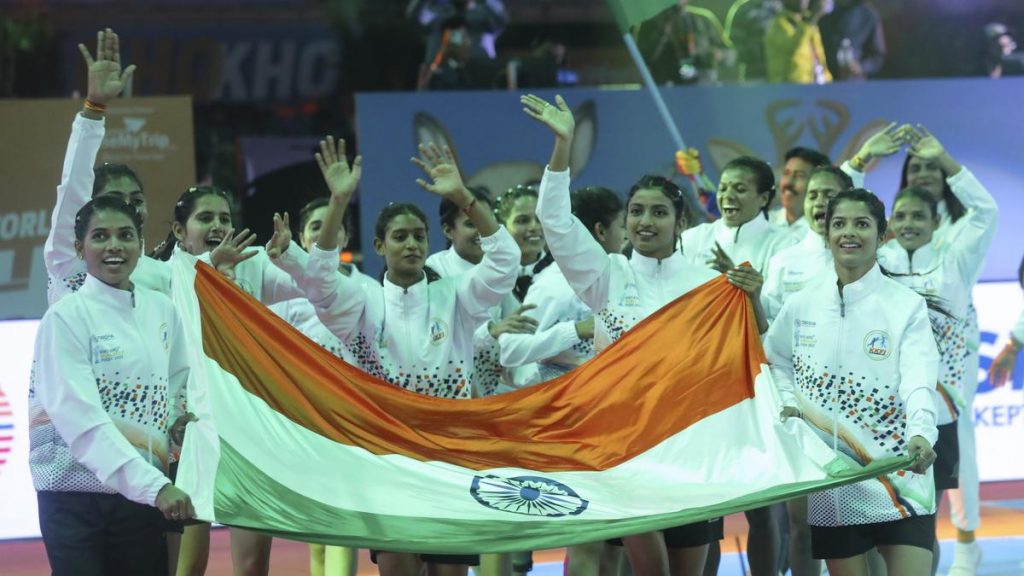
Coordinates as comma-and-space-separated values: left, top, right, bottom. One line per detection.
819, 0, 886, 81
408, 0, 507, 61
982, 22, 1024, 78
765, 0, 832, 84
419, 16, 482, 90
636, 0, 731, 85
725, 0, 783, 82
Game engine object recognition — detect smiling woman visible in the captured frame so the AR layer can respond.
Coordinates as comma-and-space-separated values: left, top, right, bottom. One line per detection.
30, 193, 196, 575
73, 196, 144, 290
765, 188, 942, 576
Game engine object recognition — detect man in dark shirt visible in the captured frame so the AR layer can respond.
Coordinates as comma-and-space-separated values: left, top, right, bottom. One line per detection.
819, 0, 886, 80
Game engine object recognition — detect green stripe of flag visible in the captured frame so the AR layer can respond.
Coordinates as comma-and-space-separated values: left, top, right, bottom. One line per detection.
605, 0, 676, 32
212, 440, 914, 554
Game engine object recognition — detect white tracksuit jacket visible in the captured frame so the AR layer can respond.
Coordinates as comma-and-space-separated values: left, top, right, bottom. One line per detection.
425, 245, 528, 395
45, 114, 171, 304
764, 264, 940, 526
274, 229, 519, 399
761, 230, 833, 324
269, 265, 379, 365
537, 167, 718, 353
28, 274, 189, 506
498, 262, 594, 384
878, 169, 998, 425
681, 213, 797, 275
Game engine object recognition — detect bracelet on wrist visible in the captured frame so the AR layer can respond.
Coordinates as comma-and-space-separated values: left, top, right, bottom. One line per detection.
83, 99, 108, 113
850, 154, 868, 172
461, 197, 477, 215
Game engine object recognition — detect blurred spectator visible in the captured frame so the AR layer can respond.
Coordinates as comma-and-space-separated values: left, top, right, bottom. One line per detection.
819, 0, 886, 80
418, 16, 487, 90
725, 0, 783, 82
636, 0, 731, 85
764, 0, 832, 84
407, 0, 507, 62
983, 22, 1024, 78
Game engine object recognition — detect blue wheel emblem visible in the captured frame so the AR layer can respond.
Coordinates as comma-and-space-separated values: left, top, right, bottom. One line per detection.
470, 475, 589, 517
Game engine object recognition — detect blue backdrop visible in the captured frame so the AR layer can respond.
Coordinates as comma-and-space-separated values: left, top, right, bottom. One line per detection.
355, 78, 1024, 281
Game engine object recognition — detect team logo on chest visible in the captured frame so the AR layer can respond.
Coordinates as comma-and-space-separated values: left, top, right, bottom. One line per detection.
863, 330, 892, 360
429, 318, 449, 346
619, 282, 640, 307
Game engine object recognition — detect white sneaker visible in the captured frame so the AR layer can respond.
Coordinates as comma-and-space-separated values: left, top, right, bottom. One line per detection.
947, 541, 982, 575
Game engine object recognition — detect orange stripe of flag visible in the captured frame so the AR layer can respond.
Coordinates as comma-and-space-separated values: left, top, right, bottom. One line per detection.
194, 263, 765, 472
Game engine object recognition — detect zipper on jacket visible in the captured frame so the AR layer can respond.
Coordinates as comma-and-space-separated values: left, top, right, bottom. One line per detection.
832, 289, 846, 526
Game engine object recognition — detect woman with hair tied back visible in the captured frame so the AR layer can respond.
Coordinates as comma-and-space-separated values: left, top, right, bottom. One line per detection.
46, 28, 170, 306
764, 189, 940, 576
269, 136, 519, 576
522, 93, 765, 576
30, 196, 196, 576
426, 186, 541, 401
268, 196, 376, 576
878, 125, 998, 576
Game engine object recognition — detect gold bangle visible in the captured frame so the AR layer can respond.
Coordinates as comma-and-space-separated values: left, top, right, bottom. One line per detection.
83, 99, 107, 113
850, 155, 867, 171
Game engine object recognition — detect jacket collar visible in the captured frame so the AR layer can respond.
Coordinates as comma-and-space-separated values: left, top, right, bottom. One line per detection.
80, 273, 135, 308
837, 262, 883, 306
879, 241, 938, 275
799, 230, 829, 252
383, 272, 428, 306
441, 245, 477, 276
630, 248, 689, 277
713, 215, 773, 247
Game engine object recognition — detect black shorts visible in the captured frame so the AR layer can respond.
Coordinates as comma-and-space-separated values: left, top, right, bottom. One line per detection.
811, 514, 935, 559
369, 550, 480, 566
607, 517, 724, 549
933, 422, 960, 491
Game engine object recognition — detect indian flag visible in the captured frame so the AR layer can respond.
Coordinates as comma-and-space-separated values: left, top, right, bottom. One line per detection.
171, 255, 908, 553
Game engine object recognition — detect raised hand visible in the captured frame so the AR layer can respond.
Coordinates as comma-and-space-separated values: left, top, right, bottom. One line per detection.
904, 124, 946, 160
316, 136, 362, 201
707, 242, 736, 274
79, 28, 136, 106
856, 122, 906, 162
411, 143, 470, 203
266, 212, 293, 259
520, 94, 575, 141
904, 124, 961, 175
989, 342, 1020, 388
210, 228, 258, 279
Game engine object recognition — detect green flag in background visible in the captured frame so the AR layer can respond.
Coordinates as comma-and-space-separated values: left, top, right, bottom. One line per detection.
605, 0, 676, 32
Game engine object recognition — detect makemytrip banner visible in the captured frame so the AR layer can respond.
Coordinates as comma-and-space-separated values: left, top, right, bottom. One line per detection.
0, 97, 195, 321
